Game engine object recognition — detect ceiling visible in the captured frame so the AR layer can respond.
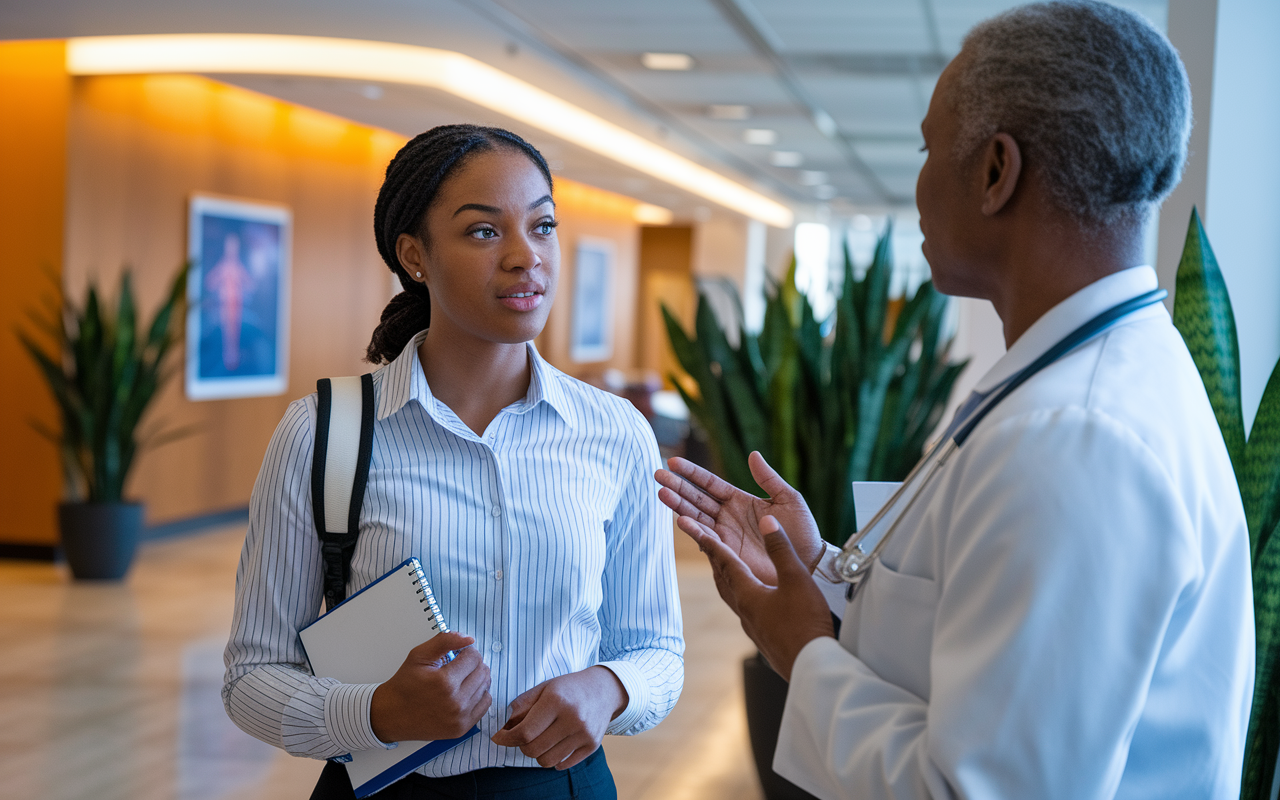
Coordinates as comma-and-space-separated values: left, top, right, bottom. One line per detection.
3, 0, 1168, 221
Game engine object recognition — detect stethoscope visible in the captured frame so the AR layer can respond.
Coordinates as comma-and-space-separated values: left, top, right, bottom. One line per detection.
833, 287, 1168, 594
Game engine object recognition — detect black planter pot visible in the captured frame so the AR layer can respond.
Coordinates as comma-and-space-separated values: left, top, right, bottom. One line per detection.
58, 502, 143, 580
743, 652, 819, 800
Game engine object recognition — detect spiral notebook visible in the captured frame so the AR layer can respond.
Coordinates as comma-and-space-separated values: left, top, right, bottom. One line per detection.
299, 557, 480, 798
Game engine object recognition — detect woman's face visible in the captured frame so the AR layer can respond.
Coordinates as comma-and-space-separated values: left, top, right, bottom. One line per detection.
409, 147, 559, 346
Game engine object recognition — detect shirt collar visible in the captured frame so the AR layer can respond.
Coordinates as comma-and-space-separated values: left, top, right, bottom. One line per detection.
973, 265, 1163, 393
375, 330, 576, 428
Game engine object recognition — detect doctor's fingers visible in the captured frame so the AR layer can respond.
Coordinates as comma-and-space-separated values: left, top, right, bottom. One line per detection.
675, 513, 727, 548
656, 477, 721, 527
747, 451, 801, 503
760, 518, 811, 582
664, 457, 741, 504
702, 531, 768, 598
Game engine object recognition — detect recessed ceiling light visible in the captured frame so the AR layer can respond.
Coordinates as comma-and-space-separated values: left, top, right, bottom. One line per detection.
709, 104, 751, 120
65, 34, 793, 226
770, 150, 803, 167
633, 203, 675, 225
743, 128, 777, 145
642, 52, 694, 71
800, 170, 828, 186
814, 185, 838, 200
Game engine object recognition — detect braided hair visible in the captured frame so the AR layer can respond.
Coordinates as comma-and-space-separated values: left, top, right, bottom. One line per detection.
366, 124, 554, 364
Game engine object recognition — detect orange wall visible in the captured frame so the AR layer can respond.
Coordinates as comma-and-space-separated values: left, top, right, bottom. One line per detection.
0, 41, 70, 546
63, 74, 402, 526
19, 71, 645, 532
636, 226, 696, 387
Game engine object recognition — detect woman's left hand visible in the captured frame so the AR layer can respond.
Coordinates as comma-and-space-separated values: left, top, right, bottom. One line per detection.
490, 666, 628, 769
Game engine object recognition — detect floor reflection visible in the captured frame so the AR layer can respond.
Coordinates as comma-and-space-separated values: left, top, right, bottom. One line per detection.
0, 526, 762, 800
177, 636, 276, 799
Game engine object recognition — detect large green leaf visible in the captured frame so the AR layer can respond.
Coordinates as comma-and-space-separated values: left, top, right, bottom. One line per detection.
1173, 208, 1246, 474
1243, 360, 1280, 561
1166, 209, 1280, 800
1244, 515, 1280, 800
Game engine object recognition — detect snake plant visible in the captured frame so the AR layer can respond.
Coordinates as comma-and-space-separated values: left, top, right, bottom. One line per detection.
663, 224, 966, 546
1170, 208, 1280, 800
18, 264, 189, 504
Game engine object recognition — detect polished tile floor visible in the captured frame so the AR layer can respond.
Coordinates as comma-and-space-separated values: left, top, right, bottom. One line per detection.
0, 526, 764, 800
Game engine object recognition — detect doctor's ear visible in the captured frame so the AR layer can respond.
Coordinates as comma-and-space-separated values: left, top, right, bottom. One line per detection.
980, 132, 1022, 217
396, 232, 428, 283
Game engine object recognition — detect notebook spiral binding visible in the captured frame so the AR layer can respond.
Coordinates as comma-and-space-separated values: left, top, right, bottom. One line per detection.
409, 558, 449, 635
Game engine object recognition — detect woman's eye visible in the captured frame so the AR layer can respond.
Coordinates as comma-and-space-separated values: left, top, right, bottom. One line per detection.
471, 227, 497, 240
536, 222, 556, 235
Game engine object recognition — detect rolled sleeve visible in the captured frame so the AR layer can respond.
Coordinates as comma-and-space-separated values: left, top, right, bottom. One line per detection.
323, 683, 395, 753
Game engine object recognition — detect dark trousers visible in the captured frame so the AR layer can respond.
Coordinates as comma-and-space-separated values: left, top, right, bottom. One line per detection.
311, 748, 617, 800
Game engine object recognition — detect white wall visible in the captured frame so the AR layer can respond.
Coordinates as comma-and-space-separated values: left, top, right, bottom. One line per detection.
1202, 0, 1280, 432
1162, 0, 1280, 432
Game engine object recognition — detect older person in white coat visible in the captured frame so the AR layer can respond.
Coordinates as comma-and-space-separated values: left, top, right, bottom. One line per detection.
656, 2, 1254, 798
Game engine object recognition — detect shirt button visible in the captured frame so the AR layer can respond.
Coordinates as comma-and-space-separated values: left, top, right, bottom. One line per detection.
491, 641, 503, 652
494, 569, 503, 581
491, 505, 501, 517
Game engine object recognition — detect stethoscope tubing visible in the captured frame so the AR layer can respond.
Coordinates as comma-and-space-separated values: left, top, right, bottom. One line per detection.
833, 287, 1168, 587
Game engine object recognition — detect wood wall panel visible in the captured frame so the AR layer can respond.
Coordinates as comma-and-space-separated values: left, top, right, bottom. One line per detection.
636, 226, 695, 388
0, 41, 71, 546
63, 75, 401, 525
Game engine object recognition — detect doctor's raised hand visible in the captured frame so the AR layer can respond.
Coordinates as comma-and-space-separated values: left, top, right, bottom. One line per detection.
690, 514, 833, 681
655, 451, 824, 585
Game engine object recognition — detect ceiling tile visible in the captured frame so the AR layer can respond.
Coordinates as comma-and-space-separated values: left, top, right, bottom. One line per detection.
751, 0, 932, 54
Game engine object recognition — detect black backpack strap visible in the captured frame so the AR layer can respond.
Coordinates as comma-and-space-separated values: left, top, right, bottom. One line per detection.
311, 374, 375, 612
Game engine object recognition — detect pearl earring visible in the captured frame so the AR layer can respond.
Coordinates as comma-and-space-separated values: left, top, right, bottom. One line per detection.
415, 272, 422, 278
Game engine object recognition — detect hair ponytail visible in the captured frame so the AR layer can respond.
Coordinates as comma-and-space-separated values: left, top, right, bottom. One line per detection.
365, 124, 553, 364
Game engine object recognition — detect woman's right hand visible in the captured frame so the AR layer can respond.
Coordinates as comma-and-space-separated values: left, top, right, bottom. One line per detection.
655, 451, 825, 586
370, 631, 491, 743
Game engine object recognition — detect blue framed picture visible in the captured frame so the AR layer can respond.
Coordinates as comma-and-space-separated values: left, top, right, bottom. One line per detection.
569, 237, 615, 363
186, 194, 292, 400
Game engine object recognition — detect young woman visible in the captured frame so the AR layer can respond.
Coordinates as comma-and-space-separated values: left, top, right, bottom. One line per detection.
223, 125, 684, 799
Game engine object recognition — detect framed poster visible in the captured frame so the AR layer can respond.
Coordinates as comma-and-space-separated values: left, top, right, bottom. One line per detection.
186, 194, 292, 400
569, 237, 615, 363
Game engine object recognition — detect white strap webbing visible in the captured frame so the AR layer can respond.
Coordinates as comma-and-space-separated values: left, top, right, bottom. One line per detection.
322, 376, 364, 534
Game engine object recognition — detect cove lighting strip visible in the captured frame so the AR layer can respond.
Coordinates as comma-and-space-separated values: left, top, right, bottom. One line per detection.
66, 34, 794, 227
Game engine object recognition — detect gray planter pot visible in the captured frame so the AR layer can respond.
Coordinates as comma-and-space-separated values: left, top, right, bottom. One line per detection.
58, 502, 143, 580
743, 652, 819, 800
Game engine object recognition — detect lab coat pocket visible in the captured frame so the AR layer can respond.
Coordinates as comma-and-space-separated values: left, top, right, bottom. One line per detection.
857, 560, 938, 701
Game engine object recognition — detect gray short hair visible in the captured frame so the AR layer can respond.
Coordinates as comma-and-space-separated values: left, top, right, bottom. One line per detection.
954, 0, 1191, 226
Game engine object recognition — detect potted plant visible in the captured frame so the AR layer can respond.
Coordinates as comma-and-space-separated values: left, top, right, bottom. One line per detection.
18, 264, 188, 580
1168, 209, 1280, 800
663, 224, 965, 799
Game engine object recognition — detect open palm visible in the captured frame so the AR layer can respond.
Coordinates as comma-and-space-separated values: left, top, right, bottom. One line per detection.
655, 451, 825, 585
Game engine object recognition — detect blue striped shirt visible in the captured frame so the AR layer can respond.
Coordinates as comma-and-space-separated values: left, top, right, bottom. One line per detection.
222, 331, 684, 775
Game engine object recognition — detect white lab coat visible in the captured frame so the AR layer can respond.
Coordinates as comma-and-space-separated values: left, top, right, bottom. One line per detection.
775, 267, 1255, 799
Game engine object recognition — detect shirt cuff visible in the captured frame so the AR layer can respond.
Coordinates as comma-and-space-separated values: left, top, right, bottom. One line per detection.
598, 660, 648, 735
323, 683, 397, 753
813, 543, 848, 618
